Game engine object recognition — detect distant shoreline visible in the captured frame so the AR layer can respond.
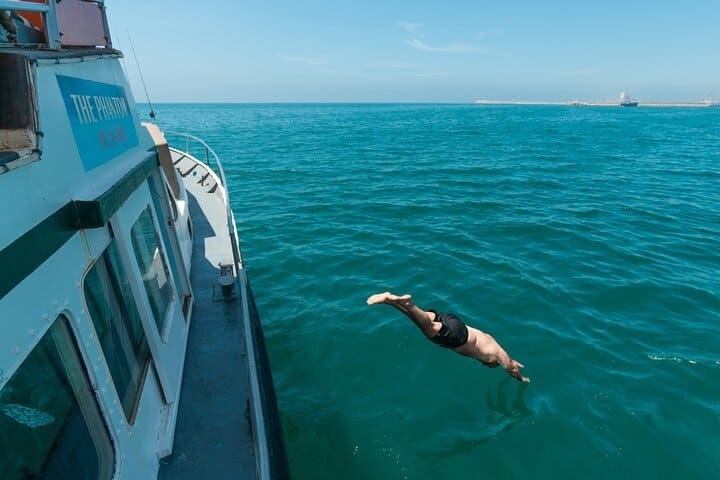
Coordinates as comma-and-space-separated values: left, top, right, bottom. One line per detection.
474, 100, 717, 108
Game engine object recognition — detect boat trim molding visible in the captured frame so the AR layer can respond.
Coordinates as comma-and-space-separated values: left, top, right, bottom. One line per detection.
74, 153, 157, 228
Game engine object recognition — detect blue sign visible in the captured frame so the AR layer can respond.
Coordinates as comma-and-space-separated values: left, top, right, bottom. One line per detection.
56, 75, 139, 171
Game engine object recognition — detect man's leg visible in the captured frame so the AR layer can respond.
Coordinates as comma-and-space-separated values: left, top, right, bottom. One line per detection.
366, 292, 438, 338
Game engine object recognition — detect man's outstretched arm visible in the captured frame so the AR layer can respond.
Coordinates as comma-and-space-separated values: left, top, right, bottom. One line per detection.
492, 345, 530, 383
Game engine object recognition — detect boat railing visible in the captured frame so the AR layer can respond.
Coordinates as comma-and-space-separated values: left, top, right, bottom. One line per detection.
164, 130, 288, 479
163, 131, 243, 271
0, 0, 111, 49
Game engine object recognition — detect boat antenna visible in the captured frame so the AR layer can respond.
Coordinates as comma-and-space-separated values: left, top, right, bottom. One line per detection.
127, 31, 156, 119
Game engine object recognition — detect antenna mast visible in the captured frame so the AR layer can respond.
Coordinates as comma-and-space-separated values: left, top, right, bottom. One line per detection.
127, 32, 156, 119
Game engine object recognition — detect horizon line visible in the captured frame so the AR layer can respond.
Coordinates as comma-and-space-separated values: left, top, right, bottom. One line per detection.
134, 100, 718, 107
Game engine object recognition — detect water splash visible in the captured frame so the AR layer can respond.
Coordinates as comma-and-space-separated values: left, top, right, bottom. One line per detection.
647, 354, 719, 366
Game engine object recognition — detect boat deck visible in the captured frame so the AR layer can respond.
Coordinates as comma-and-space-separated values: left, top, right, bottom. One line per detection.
159, 154, 256, 479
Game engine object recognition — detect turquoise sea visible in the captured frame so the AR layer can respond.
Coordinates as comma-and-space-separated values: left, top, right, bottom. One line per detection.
151, 104, 719, 479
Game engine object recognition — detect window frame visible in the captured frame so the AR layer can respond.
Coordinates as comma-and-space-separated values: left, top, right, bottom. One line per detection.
128, 205, 177, 341
81, 235, 152, 425
0, 52, 41, 175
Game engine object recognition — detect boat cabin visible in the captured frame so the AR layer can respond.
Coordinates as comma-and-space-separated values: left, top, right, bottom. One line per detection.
0, 2, 196, 478
1, 2, 288, 478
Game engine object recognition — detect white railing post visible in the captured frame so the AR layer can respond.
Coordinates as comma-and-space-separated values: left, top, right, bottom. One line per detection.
44, 0, 60, 49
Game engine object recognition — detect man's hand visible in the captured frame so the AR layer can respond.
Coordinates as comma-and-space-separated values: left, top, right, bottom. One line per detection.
507, 360, 530, 383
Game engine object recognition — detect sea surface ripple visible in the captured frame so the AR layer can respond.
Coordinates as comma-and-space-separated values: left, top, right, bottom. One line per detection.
154, 104, 720, 479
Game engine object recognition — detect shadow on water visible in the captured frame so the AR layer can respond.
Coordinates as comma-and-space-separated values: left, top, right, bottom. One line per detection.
433, 379, 534, 457
485, 377, 533, 420
282, 411, 385, 480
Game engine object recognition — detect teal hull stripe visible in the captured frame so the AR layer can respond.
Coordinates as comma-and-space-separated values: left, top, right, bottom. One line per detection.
0, 202, 78, 301
0, 153, 158, 300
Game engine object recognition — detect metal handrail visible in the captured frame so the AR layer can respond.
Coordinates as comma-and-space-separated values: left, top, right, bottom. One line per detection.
164, 130, 243, 269
164, 131, 227, 194
164, 131, 274, 479
0, 0, 59, 49
0, 1, 49, 12
0, 0, 108, 50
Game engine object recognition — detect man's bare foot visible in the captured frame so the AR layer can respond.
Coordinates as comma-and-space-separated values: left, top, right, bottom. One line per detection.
366, 292, 413, 307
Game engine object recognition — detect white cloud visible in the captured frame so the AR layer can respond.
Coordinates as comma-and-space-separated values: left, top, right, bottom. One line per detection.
397, 21, 422, 33
405, 38, 473, 53
279, 55, 329, 65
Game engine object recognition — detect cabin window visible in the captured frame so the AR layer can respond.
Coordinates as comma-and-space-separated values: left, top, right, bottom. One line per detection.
0, 315, 115, 479
84, 239, 151, 422
130, 207, 174, 336
0, 53, 38, 174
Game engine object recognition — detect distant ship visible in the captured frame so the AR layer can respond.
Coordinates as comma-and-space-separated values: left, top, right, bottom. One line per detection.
568, 100, 589, 106
619, 92, 639, 107
704, 98, 720, 107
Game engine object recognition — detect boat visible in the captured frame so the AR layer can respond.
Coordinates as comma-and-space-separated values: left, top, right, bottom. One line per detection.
567, 100, 589, 106
619, 91, 639, 107
0, 1, 288, 478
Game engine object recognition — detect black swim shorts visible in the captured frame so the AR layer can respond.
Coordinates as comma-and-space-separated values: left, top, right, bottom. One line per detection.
428, 310, 469, 349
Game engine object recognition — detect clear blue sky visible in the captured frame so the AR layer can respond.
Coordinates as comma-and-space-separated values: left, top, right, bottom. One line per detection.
106, 0, 720, 103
